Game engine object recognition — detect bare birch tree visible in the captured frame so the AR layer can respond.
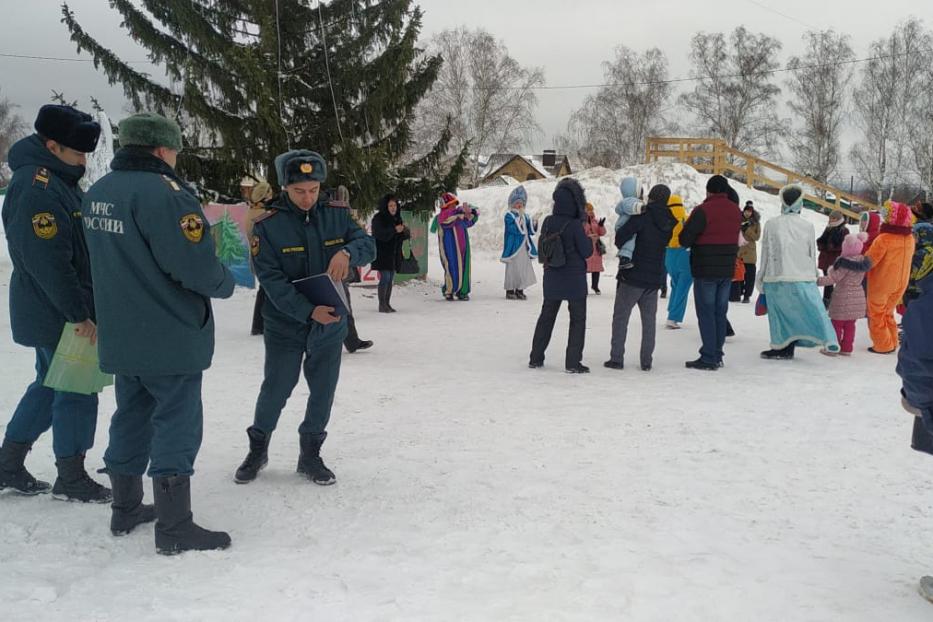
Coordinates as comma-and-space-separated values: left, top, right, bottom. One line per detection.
1, 89, 27, 185
851, 18, 932, 202
785, 30, 854, 186
906, 25, 933, 198
562, 46, 673, 168
410, 27, 544, 185
679, 27, 785, 156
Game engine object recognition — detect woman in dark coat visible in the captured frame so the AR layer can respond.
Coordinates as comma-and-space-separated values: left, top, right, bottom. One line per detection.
529, 178, 593, 373
817, 210, 848, 306
371, 194, 410, 313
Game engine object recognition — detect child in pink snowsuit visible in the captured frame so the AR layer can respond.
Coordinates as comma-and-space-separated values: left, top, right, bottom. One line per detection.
817, 232, 872, 355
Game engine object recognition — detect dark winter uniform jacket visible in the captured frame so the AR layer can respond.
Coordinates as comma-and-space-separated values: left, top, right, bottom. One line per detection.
817, 224, 848, 271
615, 193, 677, 290
252, 192, 376, 348
897, 271, 933, 448
370, 195, 409, 271
540, 180, 593, 301
679, 192, 743, 279
82, 147, 235, 375
2, 135, 94, 348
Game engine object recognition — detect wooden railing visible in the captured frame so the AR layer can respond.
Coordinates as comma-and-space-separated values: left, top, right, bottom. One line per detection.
645, 137, 875, 220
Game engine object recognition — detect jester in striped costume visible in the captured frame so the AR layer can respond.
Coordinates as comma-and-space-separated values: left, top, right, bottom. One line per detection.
430, 192, 479, 300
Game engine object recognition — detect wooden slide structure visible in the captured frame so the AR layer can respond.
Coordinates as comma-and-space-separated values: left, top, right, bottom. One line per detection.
644, 137, 877, 220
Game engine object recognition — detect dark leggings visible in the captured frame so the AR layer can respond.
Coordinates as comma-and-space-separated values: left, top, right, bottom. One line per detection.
591, 272, 600, 289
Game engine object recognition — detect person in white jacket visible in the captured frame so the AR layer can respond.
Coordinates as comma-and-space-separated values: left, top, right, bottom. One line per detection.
756, 184, 840, 359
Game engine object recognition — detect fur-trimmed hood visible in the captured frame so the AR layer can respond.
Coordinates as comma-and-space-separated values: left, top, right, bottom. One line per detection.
833, 255, 872, 273
780, 183, 805, 215
553, 177, 586, 219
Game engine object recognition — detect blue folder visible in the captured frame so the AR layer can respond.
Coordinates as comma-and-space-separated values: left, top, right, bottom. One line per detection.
292, 273, 350, 317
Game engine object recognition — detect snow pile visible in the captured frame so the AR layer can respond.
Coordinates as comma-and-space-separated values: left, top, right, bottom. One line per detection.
460, 162, 835, 252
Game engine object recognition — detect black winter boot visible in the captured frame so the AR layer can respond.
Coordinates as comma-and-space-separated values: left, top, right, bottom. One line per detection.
51, 455, 112, 503
0, 440, 50, 495
761, 342, 796, 360
378, 287, 391, 313
109, 473, 156, 536
153, 475, 231, 555
516, 290, 527, 300
234, 427, 270, 484
386, 280, 397, 312
506, 290, 517, 300
297, 432, 335, 486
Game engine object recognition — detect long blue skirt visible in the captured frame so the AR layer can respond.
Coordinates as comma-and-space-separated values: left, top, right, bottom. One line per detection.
764, 281, 840, 352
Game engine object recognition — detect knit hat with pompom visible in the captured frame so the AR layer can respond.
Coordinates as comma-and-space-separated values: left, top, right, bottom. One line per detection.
841, 232, 868, 257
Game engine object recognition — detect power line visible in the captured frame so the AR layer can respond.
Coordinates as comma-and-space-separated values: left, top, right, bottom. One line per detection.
274, 0, 289, 149
0, 48, 904, 93
743, 0, 818, 30
0, 51, 153, 64
521, 51, 906, 92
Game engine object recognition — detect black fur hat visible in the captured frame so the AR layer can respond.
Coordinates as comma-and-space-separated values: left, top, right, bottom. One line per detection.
647, 184, 671, 205
706, 174, 730, 194
34, 104, 101, 153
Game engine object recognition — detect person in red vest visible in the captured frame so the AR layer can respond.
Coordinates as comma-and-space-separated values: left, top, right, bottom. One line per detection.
678, 175, 743, 370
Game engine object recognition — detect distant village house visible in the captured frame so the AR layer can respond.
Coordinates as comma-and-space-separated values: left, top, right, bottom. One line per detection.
478, 150, 572, 186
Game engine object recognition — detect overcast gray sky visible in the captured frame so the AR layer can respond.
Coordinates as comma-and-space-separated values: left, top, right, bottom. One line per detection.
0, 0, 928, 166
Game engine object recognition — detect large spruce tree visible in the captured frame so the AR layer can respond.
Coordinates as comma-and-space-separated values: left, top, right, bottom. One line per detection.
61, 0, 466, 209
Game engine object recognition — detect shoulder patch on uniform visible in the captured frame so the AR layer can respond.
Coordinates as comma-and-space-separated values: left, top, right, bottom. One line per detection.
179, 213, 204, 243
33, 167, 50, 189
32, 212, 57, 239
253, 208, 278, 224
250, 234, 260, 257
161, 174, 182, 192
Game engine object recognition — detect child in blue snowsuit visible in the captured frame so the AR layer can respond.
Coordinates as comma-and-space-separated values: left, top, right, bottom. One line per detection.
614, 176, 643, 270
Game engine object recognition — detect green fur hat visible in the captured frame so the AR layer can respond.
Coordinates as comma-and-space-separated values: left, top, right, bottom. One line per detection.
118, 112, 183, 151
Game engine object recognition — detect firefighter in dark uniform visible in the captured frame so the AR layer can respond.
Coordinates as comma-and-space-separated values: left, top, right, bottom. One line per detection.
0, 104, 111, 503
234, 150, 375, 485
82, 113, 235, 554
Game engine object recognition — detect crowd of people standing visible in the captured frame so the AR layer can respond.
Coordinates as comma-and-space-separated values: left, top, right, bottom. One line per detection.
497, 174, 929, 375
3, 102, 933, 608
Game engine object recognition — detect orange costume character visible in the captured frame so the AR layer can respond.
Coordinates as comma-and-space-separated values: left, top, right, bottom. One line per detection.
865, 201, 916, 353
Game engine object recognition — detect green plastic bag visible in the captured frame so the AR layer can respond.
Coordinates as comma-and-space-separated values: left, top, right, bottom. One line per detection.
43, 323, 113, 395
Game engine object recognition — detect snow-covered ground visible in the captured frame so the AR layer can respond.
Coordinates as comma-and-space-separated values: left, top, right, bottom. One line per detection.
2, 167, 931, 621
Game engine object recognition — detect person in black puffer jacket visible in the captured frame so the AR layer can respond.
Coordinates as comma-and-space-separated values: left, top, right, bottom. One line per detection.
605, 184, 677, 371
370, 193, 409, 312
529, 177, 593, 373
